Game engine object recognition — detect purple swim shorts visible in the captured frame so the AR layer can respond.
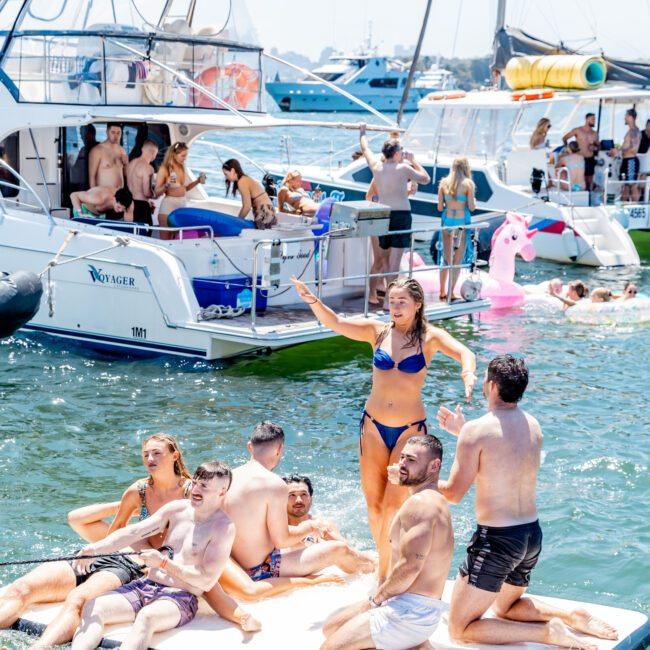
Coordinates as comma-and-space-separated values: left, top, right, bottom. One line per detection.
115, 577, 198, 627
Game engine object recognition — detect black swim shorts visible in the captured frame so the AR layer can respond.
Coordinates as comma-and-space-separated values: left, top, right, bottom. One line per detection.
620, 157, 640, 182
132, 199, 154, 226
70, 553, 145, 587
378, 210, 412, 250
458, 520, 542, 593
584, 156, 596, 177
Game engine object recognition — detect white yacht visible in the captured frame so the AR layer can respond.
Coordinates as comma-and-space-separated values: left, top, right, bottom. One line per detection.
268, 86, 647, 267
0, 0, 487, 360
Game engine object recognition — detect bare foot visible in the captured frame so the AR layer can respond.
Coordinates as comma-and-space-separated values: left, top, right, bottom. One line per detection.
568, 608, 618, 640
312, 573, 346, 587
547, 618, 598, 650
239, 611, 262, 633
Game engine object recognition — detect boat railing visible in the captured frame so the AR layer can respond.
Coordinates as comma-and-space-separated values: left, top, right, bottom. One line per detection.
603, 176, 650, 206
192, 141, 268, 177
248, 221, 489, 330
0, 160, 54, 224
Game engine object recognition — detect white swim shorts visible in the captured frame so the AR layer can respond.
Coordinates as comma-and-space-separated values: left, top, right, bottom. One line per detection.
369, 592, 445, 650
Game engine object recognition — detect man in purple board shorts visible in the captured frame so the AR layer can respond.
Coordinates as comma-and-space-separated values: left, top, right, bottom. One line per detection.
71, 461, 235, 650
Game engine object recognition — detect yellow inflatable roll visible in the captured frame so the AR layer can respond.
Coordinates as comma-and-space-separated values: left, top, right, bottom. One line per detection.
505, 55, 607, 90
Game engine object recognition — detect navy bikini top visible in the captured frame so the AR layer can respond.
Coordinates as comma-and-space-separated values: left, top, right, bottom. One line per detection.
373, 348, 427, 373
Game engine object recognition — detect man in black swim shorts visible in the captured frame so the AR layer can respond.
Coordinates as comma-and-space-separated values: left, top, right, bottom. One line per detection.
437, 355, 618, 648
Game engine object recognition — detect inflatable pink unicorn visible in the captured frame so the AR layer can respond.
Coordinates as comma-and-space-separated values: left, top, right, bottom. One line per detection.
405, 212, 538, 309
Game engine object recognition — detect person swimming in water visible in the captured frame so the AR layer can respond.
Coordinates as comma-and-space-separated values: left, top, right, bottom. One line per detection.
291, 275, 476, 581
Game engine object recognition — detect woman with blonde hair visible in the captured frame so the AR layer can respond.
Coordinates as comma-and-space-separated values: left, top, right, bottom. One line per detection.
277, 170, 319, 217
530, 117, 551, 149
154, 141, 206, 239
437, 157, 476, 299
291, 274, 476, 581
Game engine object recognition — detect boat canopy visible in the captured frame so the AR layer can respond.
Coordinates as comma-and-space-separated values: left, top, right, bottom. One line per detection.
0, 0, 264, 112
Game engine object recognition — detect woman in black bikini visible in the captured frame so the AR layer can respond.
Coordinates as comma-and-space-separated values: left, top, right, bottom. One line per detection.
292, 276, 476, 580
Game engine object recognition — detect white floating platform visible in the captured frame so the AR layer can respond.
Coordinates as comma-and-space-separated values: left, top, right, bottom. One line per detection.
6, 577, 650, 650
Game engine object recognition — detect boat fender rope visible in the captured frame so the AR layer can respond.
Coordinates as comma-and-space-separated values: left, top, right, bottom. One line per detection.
198, 304, 246, 320
39, 229, 79, 277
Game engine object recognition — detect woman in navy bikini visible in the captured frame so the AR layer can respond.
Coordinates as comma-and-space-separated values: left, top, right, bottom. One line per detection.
291, 276, 476, 579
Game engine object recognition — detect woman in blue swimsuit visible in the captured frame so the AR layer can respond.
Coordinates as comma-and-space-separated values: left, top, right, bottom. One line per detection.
437, 157, 476, 300
292, 276, 476, 580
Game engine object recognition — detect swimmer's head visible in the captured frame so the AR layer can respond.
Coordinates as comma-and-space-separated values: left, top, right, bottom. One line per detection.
591, 287, 613, 303
484, 355, 529, 404
284, 474, 314, 518
142, 433, 191, 481
568, 279, 588, 300
398, 435, 443, 486
386, 278, 426, 345
190, 460, 233, 508
547, 278, 563, 295
248, 421, 285, 469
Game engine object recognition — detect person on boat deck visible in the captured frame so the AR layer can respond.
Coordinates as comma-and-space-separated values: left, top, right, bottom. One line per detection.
283, 474, 345, 546
359, 124, 430, 308
556, 142, 585, 192
292, 275, 475, 582
530, 118, 552, 150
126, 139, 158, 227
70, 186, 134, 222
277, 170, 320, 217
0, 145, 19, 198
437, 355, 618, 650
88, 123, 128, 190
215, 422, 374, 597
70, 461, 236, 650
609, 108, 642, 202
614, 281, 638, 301
437, 157, 476, 300
154, 142, 206, 241
590, 287, 613, 303
321, 435, 453, 650
552, 279, 588, 310
0, 435, 259, 646
222, 158, 278, 230
562, 113, 600, 191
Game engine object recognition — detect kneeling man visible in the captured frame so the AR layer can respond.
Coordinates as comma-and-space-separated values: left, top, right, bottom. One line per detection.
321, 435, 453, 650
71, 461, 235, 650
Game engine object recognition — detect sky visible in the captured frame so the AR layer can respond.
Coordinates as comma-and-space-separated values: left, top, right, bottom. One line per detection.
244, 0, 650, 62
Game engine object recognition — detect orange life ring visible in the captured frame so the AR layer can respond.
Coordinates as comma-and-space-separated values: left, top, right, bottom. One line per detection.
511, 89, 555, 101
192, 64, 260, 109
426, 90, 466, 101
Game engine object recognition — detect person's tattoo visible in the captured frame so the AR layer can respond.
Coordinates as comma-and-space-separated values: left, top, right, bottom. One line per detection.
139, 526, 160, 539
415, 553, 426, 560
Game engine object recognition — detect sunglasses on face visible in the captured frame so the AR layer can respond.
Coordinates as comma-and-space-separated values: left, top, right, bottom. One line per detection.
626, 289, 637, 295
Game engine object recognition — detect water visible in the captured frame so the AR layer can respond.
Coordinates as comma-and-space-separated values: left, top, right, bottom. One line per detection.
1, 111, 649, 647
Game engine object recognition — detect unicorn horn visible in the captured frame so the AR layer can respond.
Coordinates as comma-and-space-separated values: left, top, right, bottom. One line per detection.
526, 228, 539, 239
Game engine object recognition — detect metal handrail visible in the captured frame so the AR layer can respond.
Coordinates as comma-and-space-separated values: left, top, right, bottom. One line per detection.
248, 221, 489, 330
0, 159, 54, 224
193, 140, 268, 177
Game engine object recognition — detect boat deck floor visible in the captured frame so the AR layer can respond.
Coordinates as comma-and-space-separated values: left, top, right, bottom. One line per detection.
6, 577, 649, 650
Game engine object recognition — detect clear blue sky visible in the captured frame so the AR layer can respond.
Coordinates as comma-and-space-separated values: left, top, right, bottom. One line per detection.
245, 0, 650, 61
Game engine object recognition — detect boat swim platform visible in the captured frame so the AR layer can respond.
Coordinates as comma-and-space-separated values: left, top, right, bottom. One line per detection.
6, 576, 649, 650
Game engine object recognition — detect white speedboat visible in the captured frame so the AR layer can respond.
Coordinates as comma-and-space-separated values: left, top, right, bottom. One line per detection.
0, 0, 487, 360
268, 86, 648, 267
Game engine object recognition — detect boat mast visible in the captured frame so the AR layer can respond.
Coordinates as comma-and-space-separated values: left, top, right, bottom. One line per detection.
493, 0, 506, 87
396, 0, 433, 126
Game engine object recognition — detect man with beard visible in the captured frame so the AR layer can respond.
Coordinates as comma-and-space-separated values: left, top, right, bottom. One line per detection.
437, 355, 617, 649
321, 435, 453, 650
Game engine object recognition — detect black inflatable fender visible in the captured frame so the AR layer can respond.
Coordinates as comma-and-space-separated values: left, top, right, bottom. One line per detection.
0, 271, 43, 337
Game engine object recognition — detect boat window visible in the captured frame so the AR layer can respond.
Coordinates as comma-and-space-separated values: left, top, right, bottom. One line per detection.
314, 72, 344, 82
368, 78, 398, 89
0, 33, 263, 111
512, 101, 575, 149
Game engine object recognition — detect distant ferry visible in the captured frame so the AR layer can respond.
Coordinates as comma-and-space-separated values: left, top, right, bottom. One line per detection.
266, 54, 456, 113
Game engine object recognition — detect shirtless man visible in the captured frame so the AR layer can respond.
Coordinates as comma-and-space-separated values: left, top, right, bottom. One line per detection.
71, 461, 235, 650
321, 435, 453, 650
284, 474, 344, 545
70, 186, 133, 222
614, 109, 642, 201
223, 422, 375, 583
88, 124, 128, 189
126, 140, 158, 226
437, 355, 617, 650
563, 113, 599, 190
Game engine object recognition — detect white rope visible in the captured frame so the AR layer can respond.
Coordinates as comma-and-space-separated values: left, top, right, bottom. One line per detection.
198, 304, 246, 320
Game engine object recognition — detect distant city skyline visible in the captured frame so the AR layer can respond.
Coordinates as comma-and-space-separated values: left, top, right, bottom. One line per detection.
245, 0, 650, 62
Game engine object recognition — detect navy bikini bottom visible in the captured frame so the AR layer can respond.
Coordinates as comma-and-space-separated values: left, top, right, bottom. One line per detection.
359, 410, 428, 454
